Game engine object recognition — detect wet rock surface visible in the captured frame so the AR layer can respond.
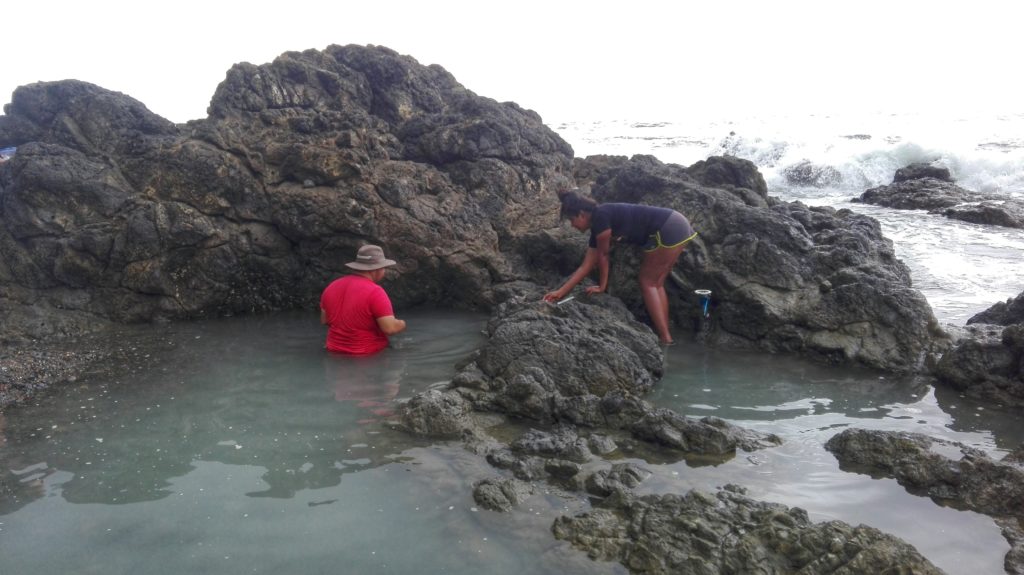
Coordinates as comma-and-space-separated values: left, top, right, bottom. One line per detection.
826, 428, 1024, 516
575, 154, 940, 372
933, 322, 1024, 408
826, 428, 1024, 573
854, 162, 1024, 228
552, 485, 943, 574
930, 289, 1024, 408
393, 288, 946, 573
0, 45, 574, 344
398, 287, 780, 457
970, 291, 1024, 326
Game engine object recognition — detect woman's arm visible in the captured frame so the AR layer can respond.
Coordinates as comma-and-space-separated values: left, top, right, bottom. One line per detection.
543, 245, 601, 302
586, 229, 612, 294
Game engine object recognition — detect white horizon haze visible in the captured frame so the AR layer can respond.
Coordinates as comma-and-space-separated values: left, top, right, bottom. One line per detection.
2, 1, 1021, 125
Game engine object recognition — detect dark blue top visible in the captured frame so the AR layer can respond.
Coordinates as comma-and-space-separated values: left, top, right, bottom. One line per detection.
588, 203, 674, 247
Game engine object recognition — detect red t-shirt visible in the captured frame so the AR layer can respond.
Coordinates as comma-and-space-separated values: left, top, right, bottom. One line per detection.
320, 275, 395, 355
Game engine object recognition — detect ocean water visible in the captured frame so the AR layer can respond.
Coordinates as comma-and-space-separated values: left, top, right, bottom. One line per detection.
552, 111, 1024, 324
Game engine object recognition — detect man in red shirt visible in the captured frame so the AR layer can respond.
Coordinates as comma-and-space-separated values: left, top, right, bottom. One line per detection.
320, 245, 407, 355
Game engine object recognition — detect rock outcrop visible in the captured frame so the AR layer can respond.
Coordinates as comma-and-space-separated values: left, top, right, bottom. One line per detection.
782, 160, 843, 188
931, 291, 1024, 408
826, 428, 1024, 573
0, 45, 574, 344
574, 154, 940, 371
552, 484, 943, 574
399, 286, 780, 456
932, 323, 1024, 408
970, 291, 1024, 326
854, 162, 1024, 228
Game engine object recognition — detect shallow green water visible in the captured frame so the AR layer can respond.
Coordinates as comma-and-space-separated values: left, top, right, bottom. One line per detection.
1, 310, 1020, 574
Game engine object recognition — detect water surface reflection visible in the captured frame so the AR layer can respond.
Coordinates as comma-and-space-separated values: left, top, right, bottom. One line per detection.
643, 343, 1022, 575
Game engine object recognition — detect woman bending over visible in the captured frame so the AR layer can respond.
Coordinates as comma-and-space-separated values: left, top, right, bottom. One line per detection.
543, 190, 697, 345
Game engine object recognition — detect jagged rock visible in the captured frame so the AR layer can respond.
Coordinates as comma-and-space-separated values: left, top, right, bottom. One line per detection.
576, 155, 940, 371
782, 160, 843, 188
511, 426, 592, 463
399, 388, 474, 437
0, 45, 574, 344
630, 411, 775, 453
460, 291, 664, 423
2, 46, 945, 376
940, 201, 1024, 228
854, 177, 982, 210
893, 162, 953, 183
472, 477, 535, 512
584, 463, 652, 498
826, 428, 1024, 573
932, 323, 1024, 408
552, 485, 943, 574
399, 289, 779, 456
826, 428, 1024, 517
999, 517, 1024, 575
484, 447, 550, 482
970, 291, 1024, 326
854, 164, 1024, 228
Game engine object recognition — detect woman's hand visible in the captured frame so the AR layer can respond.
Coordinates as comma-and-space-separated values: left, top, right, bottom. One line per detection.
585, 285, 605, 295
543, 290, 564, 303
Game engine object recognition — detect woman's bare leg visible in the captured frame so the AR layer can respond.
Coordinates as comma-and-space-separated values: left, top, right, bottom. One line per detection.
639, 245, 686, 343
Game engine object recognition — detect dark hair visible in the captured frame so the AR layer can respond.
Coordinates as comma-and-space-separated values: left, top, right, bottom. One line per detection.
557, 189, 598, 219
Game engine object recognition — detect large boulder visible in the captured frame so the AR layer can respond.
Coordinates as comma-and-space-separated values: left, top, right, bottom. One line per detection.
399, 285, 779, 456
572, 154, 940, 372
0, 45, 574, 343
932, 323, 1024, 408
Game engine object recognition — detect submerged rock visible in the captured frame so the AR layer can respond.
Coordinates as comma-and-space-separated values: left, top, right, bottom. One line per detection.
552, 485, 943, 574
826, 428, 1024, 573
472, 477, 535, 512
826, 428, 1024, 516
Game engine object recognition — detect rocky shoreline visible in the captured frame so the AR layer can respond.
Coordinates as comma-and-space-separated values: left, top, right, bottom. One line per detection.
3, 44, 1023, 573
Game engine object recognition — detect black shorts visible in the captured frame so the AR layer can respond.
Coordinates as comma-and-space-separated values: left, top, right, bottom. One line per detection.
643, 211, 697, 251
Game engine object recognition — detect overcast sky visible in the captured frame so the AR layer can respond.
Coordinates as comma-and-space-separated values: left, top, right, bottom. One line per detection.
3, 1, 1020, 124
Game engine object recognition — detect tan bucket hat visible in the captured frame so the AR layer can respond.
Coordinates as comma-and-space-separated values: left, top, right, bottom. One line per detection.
345, 244, 397, 271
